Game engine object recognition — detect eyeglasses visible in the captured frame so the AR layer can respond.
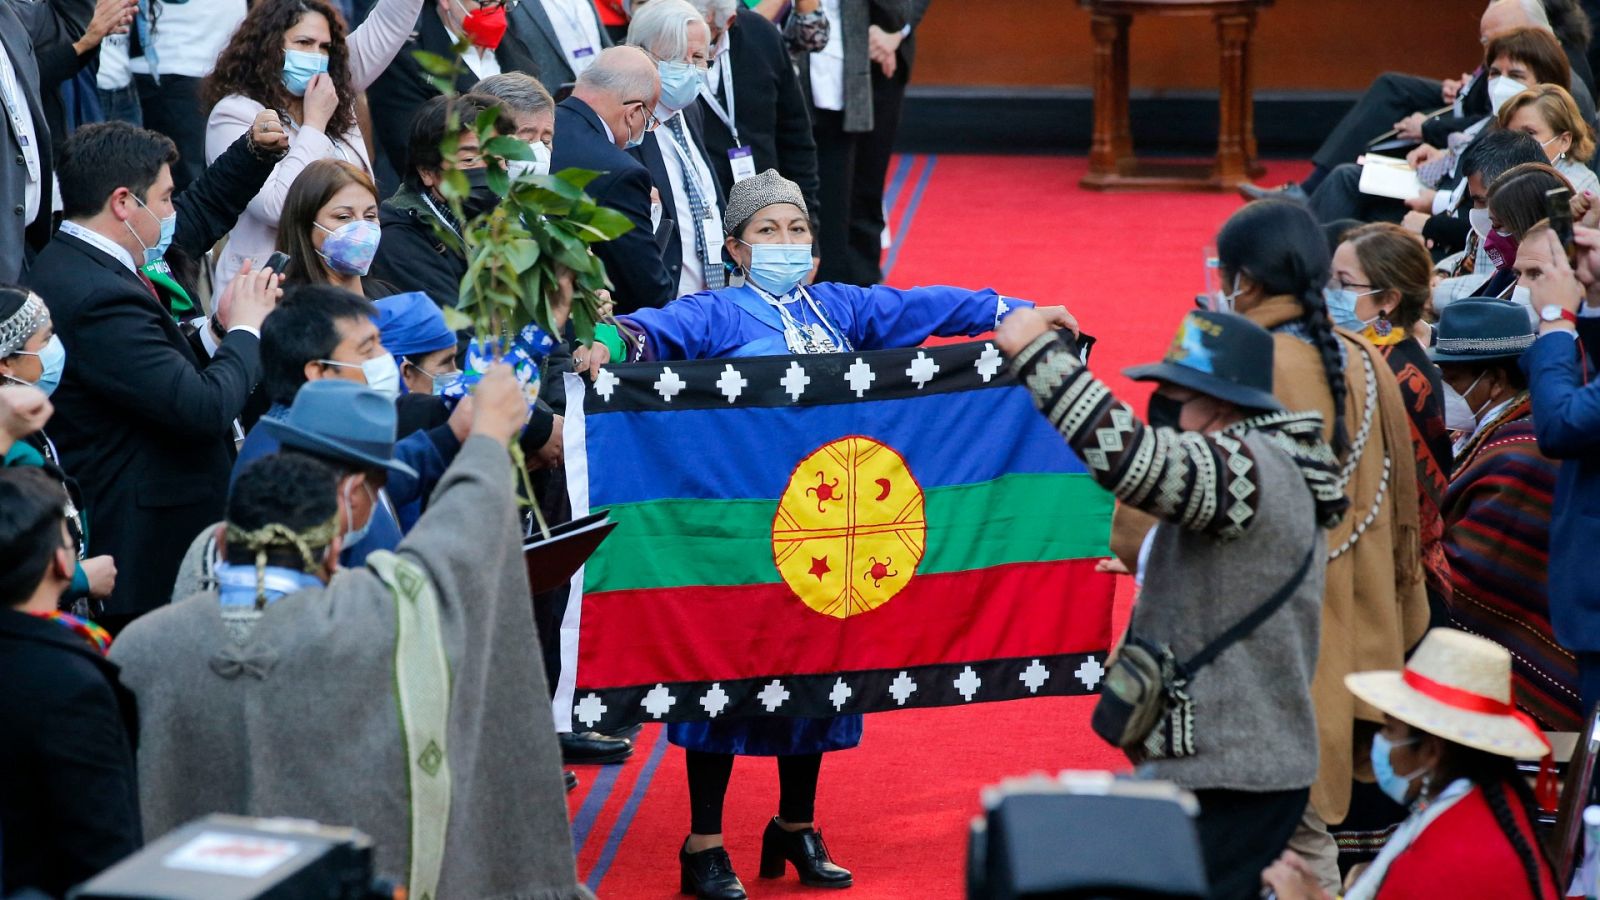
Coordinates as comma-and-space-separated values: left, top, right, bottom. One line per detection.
626, 101, 661, 132
1330, 279, 1375, 292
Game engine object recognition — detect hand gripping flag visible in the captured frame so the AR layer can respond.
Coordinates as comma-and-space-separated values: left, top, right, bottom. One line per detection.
555, 341, 1116, 731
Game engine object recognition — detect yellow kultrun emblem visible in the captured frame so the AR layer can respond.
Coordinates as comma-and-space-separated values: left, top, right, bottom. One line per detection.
772, 436, 927, 618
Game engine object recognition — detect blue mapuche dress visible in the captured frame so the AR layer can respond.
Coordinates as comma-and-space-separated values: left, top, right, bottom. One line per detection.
621, 279, 1034, 755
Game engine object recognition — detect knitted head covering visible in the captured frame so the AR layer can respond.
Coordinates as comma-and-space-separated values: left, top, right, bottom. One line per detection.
224, 516, 340, 609
374, 291, 457, 358
721, 168, 808, 237
0, 289, 47, 358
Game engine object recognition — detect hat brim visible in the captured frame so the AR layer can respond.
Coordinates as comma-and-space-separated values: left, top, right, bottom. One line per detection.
1123, 362, 1285, 414
1427, 346, 1528, 364
258, 418, 419, 479
1344, 671, 1549, 760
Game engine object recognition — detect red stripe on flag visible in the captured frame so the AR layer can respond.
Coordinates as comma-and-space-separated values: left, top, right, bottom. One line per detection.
576, 560, 1114, 687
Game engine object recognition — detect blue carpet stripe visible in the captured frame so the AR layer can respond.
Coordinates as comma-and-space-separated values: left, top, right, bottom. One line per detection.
882, 155, 937, 280
569, 756, 625, 857
883, 154, 915, 212
586, 726, 671, 893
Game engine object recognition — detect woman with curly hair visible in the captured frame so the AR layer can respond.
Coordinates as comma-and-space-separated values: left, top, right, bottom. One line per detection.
202, 0, 425, 289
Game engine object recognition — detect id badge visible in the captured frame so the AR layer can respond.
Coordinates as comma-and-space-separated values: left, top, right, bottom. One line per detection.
728, 146, 757, 182
700, 215, 724, 258
572, 46, 595, 69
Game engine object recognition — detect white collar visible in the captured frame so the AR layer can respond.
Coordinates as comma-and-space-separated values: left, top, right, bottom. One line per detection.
59, 220, 139, 273
1469, 395, 1518, 443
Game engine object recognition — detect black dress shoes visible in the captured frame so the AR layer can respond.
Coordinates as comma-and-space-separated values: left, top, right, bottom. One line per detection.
679, 841, 747, 899
560, 730, 633, 765
1237, 181, 1309, 204
759, 818, 852, 888
564, 771, 578, 793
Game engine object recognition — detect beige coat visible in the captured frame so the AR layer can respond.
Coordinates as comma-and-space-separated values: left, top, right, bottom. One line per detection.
1112, 295, 1429, 824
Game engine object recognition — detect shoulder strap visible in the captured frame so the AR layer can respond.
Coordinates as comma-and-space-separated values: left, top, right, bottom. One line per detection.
1179, 530, 1318, 678
366, 550, 453, 900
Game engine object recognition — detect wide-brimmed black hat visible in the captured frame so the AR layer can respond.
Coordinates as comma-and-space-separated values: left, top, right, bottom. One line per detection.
259, 380, 418, 478
1428, 297, 1537, 363
1124, 310, 1283, 412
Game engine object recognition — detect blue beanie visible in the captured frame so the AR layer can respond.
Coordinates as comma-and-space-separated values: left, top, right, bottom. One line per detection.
374, 292, 457, 358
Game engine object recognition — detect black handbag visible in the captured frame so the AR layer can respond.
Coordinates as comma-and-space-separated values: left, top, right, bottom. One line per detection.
1091, 536, 1318, 760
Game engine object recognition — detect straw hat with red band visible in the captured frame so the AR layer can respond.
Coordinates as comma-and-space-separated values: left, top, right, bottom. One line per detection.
1344, 629, 1552, 761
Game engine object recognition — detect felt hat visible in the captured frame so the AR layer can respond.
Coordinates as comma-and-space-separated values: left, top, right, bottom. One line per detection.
722, 168, 808, 236
259, 380, 417, 478
1428, 297, 1536, 363
374, 291, 457, 358
1124, 310, 1283, 413
1345, 628, 1551, 760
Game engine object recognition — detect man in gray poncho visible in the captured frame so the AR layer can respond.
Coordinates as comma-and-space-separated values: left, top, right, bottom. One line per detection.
111, 367, 591, 900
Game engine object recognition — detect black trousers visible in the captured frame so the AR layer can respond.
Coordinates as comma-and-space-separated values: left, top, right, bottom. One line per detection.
685, 750, 823, 835
812, 57, 912, 287
1308, 163, 1408, 225
1313, 72, 1444, 171
1191, 786, 1308, 900
135, 74, 208, 192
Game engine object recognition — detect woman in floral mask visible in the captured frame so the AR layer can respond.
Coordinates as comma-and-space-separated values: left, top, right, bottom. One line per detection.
277, 160, 393, 300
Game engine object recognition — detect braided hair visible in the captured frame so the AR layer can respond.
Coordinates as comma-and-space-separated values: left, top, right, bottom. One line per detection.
1217, 199, 1350, 456
1422, 729, 1556, 900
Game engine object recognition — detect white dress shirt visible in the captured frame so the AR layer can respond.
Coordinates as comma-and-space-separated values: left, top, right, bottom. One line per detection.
60, 220, 138, 273
0, 45, 41, 226
448, 23, 504, 80
656, 110, 722, 297
542, 0, 603, 76
809, 0, 845, 111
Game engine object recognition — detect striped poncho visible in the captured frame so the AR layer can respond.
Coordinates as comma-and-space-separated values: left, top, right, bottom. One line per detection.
1442, 393, 1581, 730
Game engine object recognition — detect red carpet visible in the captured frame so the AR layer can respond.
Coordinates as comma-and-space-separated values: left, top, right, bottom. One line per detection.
566, 154, 1309, 898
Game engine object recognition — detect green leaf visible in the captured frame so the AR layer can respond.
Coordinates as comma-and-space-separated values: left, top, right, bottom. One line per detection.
440, 305, 474, 331
485, 164, 509, 199
503, 238, 540, 273
412, 50, 459, 77
484, 135, 533, 160
573, 207, 635, 241
551, 167, 603, 192
475, 107, 502, 137
440, 168, 469, 204
423, 74, 457, 96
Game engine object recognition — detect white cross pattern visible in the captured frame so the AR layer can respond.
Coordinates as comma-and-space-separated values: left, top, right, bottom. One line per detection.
700, 683, 730, 717
593, 367, 619, 402
954, 666, 982, 702
829, 677, 852, 711
844, 357, 876, 397
1075, 656, 1105, 691
641, 683, 677, 718
716, 364, 747, 403
975, 344, 1003, 382
888, 671, 918, 706
1019, 659, 1050, 694
781, 361, 811, 402
906, 350, 940, 389
757, 679, 791, 712
654, 367, 686, 402
574, 693, 608, 728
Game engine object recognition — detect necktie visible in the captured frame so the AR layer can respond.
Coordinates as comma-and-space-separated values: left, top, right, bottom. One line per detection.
666, 117, 725, 291
137, 270, 159, 300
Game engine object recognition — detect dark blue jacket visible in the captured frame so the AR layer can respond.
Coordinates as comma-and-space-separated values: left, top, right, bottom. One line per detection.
1523, 318, 1600, 651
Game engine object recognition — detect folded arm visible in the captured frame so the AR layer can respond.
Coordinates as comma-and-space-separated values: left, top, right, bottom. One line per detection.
1524, 332, 1600, 458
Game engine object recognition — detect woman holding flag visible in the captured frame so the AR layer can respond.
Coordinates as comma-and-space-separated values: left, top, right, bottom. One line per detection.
587, 169, 1074, 900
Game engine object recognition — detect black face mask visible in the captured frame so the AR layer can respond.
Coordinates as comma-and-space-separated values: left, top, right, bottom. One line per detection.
462, 167, 499, 218
1146, 394, 1186, 431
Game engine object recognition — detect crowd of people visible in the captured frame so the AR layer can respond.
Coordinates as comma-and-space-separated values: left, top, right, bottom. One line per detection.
1, 0, 1599, 898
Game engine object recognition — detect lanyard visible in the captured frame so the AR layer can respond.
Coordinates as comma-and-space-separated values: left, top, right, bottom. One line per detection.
549, 0, 595, 44
701, 54, 739, 146
738, 283, 850, 354
661, 119, 715, 216
0, 56, 38, 181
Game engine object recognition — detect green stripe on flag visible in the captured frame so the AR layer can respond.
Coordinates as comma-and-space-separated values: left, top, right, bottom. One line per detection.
584, 473, 1112, 593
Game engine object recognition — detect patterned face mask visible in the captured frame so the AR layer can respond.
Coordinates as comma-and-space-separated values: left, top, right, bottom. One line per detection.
315, 219, 382, 276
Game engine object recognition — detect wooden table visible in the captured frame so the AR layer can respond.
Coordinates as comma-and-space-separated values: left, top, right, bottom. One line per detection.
1078, 0, 1273, 191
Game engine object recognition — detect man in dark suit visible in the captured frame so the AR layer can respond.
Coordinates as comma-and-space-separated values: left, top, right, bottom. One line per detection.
551, 45, 672, 313
0, 1, 59, 282
0, 463, 140, 898
25, 123, 279, 631
693, 1, 821, 231
367, 0, 542, 196
508, 0, 614, 91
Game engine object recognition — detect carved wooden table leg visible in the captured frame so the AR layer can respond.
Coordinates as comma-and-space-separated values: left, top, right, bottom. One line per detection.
1086, 13, 1129, 179
1111, 13, 1134, 171
1214, 11, 1252, 186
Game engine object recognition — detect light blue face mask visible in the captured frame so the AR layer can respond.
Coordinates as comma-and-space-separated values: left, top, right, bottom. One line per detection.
742, 240, 813, 296
126, 194, 175, 265
1324, 285, 1383, 332
1370, 732, 1424, 805
339, 477, 376, 549
657, 61, 703, 112
8, 334, 66, 396
281, 48, 329, 97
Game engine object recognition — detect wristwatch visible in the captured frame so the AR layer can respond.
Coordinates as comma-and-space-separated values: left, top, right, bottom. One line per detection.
1541, 305, 1578, 324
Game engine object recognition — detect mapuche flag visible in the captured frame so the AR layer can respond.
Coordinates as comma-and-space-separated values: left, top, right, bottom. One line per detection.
555, 340, 1116, 732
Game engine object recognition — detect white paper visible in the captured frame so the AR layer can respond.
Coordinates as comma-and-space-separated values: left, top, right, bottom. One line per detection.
1359, 154, 1425, 201
162, 832, 301, 878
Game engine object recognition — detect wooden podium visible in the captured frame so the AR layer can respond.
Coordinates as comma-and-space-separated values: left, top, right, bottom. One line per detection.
1078, 0, 1273, 191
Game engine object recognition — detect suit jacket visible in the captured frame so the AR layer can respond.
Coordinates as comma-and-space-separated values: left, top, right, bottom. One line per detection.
629, 106, 725, 295
367, 6, 541, 184
26, 234, 262, 618
0, 3, 56, 282
13, 0, 92, 159
794, 0, 910, 133
551, 96, 672, 312
698, 8, 821, 225
507, 0, 612, 92
0, 609, 141, 898
1524, 320, 1600, 653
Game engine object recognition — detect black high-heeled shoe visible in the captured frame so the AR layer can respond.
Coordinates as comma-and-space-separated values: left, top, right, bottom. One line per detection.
759, 817, 853, 889
679, 840, 747, 899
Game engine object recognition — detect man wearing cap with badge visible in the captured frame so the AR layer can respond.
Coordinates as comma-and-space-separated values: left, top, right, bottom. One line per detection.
112, 370, 597, 900
1430, 298, 1579, 732
1263, 628, 1560, 899
998, 307, 1348, 900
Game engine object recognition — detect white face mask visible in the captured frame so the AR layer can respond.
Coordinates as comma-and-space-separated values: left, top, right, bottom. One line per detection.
1469, 206, 1492, 242
507, 140, 551, 180
1442, 376, 1482, 433
1489, 75, 1529, 114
